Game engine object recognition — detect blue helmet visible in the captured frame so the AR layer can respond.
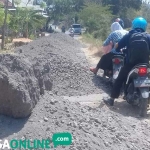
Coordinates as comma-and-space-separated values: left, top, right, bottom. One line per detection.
132, 17, 148, 31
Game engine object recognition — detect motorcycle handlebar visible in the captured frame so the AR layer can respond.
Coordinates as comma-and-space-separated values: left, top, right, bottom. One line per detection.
120, 47, 127, 53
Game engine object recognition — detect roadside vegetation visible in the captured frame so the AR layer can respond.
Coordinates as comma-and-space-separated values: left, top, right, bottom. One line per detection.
79, 0, 150, 50
0, 0, 149, 50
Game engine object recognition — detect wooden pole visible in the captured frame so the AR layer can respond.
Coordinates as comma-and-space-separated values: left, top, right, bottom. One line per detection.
1, 0, 8, 49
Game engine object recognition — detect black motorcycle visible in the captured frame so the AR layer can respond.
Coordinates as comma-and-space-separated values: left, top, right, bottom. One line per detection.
103, 54, 124, 84
124, 63, 150, 117
112, 55, 124, 83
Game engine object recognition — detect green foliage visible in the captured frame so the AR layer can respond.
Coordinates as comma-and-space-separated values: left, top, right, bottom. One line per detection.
46, 0, 84, 20
14, 0, 21, 5
44, 0, 53, 6
0, 1, 10, 27
29, 34, 36, 40
102, 0, 142, 15
40, 1, 47, 9
140, 3, 150, 22
82, 32, 102, 47
9, 8, 46, 38
79, 3, 113, 40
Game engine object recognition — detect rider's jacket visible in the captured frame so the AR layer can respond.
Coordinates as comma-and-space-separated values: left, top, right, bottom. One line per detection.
115, 28, 150, 63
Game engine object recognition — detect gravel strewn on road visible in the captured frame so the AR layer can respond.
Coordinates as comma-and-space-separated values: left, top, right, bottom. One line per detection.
0, 33, 150, 150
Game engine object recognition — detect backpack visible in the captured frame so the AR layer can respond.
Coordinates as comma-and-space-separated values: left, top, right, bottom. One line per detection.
128, 32, 150, 64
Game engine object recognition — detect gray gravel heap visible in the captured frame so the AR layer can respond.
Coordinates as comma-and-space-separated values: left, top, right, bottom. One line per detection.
0, 54, 40, 118
15, 33, 102, 96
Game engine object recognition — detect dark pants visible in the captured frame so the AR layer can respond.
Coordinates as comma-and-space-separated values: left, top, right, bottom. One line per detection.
97, 52, 114, 71
111, 64, 134, 98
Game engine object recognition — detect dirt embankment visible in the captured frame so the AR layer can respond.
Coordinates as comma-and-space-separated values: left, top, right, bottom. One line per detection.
0, 33, 150, 150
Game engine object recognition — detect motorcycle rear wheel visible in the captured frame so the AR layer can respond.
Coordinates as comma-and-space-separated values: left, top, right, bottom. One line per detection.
139, 98, 148, 117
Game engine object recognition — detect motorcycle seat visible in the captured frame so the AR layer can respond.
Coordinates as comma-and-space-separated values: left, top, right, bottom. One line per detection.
132, 63, 150, 70
112, 55, 125, 59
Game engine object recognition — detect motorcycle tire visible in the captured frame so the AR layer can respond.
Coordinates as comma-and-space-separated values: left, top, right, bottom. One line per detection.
139, 98, 148, 117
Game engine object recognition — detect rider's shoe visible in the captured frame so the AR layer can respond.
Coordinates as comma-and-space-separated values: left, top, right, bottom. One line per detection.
103, 98, 114, 106
123, 95, 127, 100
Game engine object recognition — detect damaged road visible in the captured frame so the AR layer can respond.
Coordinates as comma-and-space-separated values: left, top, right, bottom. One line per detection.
0, 33, 150, 150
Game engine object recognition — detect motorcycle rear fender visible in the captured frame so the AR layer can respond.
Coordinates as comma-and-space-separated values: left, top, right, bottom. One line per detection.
126, 63, 150, 85
113, 64, 123, 79
126, 69, 137, 85
139, 87, 149, 98
112, 55, 124, 60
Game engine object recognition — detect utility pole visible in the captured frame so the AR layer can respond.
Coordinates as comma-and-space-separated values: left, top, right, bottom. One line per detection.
1, 0, 8, 49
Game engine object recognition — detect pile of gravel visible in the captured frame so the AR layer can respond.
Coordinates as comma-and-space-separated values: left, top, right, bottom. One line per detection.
0, 54, 40, 118
15, 33, 103, 96
0, 33, 104, 118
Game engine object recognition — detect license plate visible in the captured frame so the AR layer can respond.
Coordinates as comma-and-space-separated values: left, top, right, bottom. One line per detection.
134, 79, 150, 87
113, 71, 119, 79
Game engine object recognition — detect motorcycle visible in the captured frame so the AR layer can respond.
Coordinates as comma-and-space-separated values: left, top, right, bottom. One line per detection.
70, 31, 74, 37
103, 54, 124, 84
112, 54, 124, 83
69, 30, 74, 37
124, 63, 150, 117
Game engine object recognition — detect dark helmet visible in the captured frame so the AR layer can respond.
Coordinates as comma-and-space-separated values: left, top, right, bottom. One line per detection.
132, 17, 147, 31
115, 18, 124, 28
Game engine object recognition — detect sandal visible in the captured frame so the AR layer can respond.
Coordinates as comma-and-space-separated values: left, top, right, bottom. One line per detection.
90, 67, 98, 74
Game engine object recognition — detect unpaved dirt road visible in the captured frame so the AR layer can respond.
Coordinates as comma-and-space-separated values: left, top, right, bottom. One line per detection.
0, 33, 150, 150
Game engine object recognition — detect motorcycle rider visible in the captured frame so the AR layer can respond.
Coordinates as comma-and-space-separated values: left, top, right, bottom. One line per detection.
69, 28, 74, 37
115, 18, 124, 28
61, 26, 66, 33
103, 17, 150, 106
90, 21, 128, 75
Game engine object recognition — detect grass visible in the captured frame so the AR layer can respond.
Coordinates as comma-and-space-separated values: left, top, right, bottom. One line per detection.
80, 33, 104, 57
81, 33, 103, 48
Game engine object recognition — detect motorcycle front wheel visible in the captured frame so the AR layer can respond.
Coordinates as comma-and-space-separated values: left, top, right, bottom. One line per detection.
139, 98, 148, 117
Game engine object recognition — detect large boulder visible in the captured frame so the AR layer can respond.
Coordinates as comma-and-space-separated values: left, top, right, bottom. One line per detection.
0, 54, 40, 118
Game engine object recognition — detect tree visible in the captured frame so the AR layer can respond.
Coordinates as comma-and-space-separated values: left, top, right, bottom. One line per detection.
79, 3, 113, 40
44, 0, 53, 6
140, 3, 150, 22
14, 0, 21, 6
9, 8, 46, 38
72, 0, 85, 12
1, 0, 8, 49
40, 1, 47, 14
102, 0, 142, 15
46, 0, 85, 20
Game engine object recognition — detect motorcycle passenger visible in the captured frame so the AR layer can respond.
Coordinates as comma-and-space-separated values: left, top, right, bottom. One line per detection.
90, 21, 128, 75
103, 17, 150, 106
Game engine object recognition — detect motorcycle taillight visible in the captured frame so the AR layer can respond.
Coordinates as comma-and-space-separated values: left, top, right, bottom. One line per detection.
113, 58, 120, 64
138, 67, 147, 76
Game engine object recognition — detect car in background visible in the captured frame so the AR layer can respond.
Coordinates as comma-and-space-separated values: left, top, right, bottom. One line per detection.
72, 24, 82, 35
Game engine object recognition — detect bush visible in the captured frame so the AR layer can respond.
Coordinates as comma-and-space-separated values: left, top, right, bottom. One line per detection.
29, 34, 36, 40
82, 33, 102, 47
92, 23, 109, 40
79, 3, 113, 40
5, 37, 13, 44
